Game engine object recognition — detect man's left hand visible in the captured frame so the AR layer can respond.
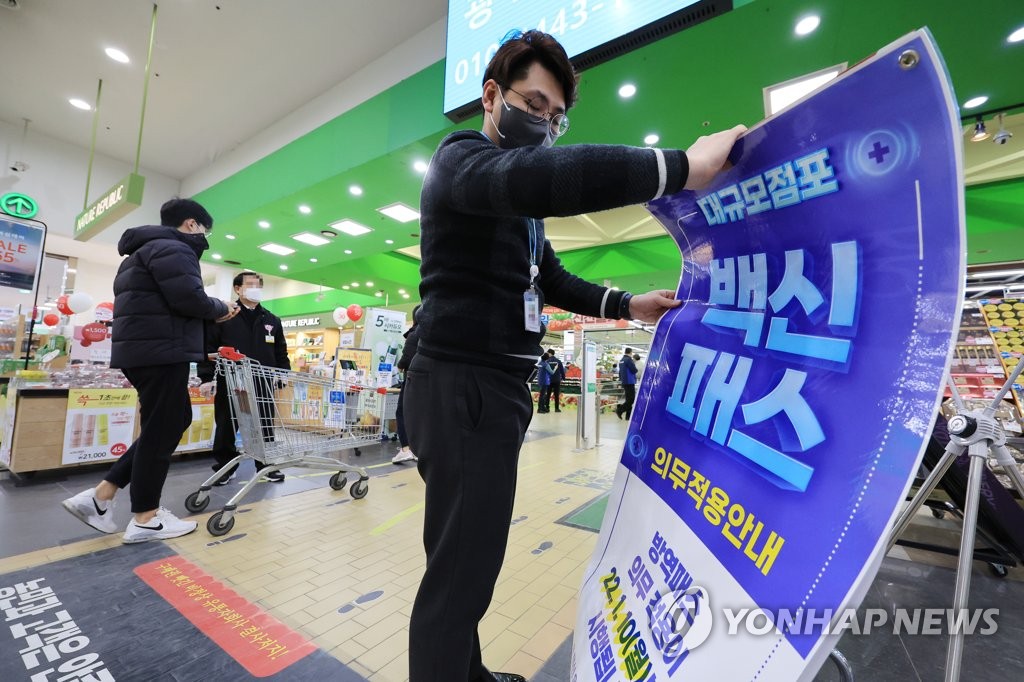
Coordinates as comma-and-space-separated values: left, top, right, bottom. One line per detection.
629, 290, 681, 323
198, 381, 217, 398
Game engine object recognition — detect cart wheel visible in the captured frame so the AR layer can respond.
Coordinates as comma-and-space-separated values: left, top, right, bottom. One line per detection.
930, 508, 946, 520
354, 448, 362, 457
989, 563, 1009, 578
185, 491, 210, 513
329, 472, 347, 491
350, 480, 369, 500
207, 511, 235, 536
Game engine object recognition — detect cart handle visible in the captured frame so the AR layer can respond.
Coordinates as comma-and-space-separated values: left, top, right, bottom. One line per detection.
218, 346, 246, 361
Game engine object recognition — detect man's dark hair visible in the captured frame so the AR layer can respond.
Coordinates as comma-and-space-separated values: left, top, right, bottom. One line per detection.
633, 353, 641, 361
546, 348, 556, 355
233, 271, 263, 288
624, 347, 633, 355
483, 30, 579, 110
161, 198, 214, 231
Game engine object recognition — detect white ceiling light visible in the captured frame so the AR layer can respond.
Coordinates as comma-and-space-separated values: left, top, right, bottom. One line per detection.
365, 281, 374, 287
385, 239, 395, 245
374, 291, 383, 298
398, 289, 406, 294
291, 232, 330, 246
310, 257, 318, 263
225, 234, 236, 240
618, 83, 637, 98
402, 293, 410, 299
68, 98, 92, 111
764, 64, 845, 116
344, 249, 353, 255
794, 15, 820, 36
965, 284, 1003, 292
349, 185, 364, 196
298, 204, 312, 214
350, 282, 360, 287
259, 243, 295, 256
211, 253, 222, 260
258, 220, 271, 228
342, 285, 350, 290
644, 133, 660, 146
330, 219, 373, 236
104, 47, 130, 63
963, 96, 989, 109
378, 202, 421, 223
280, 264, 288, 271
967, 269, 1024, 279
1008, 26, 1024, 43
413, 159, 429, 173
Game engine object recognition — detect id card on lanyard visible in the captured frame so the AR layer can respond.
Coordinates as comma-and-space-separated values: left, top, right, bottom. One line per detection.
524, 219, 541, 332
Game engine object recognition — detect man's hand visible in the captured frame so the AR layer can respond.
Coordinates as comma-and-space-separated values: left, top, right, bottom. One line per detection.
629, 290, 681, 323
215, 301, 240, 324
198, 381, 217, 398
683, 124, 748, 190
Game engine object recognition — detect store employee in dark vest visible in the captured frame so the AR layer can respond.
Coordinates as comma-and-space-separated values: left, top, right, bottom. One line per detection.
199, 272, 290, 484
403, 29, 745, 682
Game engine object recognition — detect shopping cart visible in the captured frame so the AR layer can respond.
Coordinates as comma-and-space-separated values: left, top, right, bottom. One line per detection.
184, 347, 379, 536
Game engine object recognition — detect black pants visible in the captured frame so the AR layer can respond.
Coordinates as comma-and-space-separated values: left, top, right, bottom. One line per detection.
104, 363, 191, 513
537, 384, 550, 412
395, 385, 409, 448
549, 381, 561, 411
211, 375, 275, 471
623, 383, 636, 419
404, 354, 533, 682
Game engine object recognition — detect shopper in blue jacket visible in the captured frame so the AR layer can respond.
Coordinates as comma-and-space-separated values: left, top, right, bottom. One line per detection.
616, 347, 639, 420
63, 198, 238, 544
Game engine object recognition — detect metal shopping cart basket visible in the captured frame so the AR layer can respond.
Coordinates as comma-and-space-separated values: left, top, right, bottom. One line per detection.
184, 347, 380, 536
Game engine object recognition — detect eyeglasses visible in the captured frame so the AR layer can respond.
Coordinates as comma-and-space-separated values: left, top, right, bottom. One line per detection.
192, 220, 210, 234
503, 86, 570, 138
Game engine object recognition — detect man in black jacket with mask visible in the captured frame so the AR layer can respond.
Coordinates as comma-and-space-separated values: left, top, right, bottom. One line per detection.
199, 271, 291, 484
404, 29, 745, 682
62, 198, 238, 544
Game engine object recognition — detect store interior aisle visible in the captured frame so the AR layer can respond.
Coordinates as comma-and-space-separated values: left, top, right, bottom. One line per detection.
1, 409, 1023, 681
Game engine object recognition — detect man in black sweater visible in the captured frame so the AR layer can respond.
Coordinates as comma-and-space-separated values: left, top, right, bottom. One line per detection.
404, 30, 745, 682
199, 271, 291, 484
62, 198, 238, 544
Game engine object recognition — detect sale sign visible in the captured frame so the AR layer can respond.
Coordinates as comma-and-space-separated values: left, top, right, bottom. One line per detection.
62, 389, 138, 465
573, 30, 963, 681
0, 215, 45, 296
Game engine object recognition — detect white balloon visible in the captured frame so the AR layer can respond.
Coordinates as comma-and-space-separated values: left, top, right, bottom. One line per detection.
332, 307, 349, 326
67, 292, 95, 314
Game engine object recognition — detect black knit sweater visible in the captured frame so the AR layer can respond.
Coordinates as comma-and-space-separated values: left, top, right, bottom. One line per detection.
416, 130, 689, 371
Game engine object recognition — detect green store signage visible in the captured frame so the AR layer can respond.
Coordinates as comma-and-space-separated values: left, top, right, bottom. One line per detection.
75, 173, 145, 241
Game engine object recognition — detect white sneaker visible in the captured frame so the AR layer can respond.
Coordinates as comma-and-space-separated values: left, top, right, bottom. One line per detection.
62, 488, 118, 534
122, 508, 198, 544
392, 449, 418, 464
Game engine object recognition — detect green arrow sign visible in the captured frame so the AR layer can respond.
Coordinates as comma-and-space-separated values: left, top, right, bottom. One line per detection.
0, 192, 39, 219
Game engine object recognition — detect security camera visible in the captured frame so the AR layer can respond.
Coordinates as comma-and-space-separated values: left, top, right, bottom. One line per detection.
9, 161, 28, 172
993, 129, 1013, 145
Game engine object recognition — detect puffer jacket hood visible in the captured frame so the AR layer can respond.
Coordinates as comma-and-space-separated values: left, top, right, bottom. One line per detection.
118, 225, 208, 258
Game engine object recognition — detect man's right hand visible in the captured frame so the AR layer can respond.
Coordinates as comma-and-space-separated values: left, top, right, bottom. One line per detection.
683, 124, 747, 190
215, 301, 240, 324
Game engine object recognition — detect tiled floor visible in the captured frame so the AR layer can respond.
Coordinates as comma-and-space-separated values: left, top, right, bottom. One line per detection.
2, 409, 1022, 681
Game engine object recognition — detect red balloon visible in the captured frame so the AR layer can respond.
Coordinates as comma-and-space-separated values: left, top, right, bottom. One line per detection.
80, 340, 91, 348
346, 304, 364, 322
56, 295, 73, 316
82, 322, 107, 343
42, 313, 60, 327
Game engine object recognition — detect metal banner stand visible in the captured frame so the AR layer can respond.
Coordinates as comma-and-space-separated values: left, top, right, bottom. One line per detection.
887, 355, 1024, 681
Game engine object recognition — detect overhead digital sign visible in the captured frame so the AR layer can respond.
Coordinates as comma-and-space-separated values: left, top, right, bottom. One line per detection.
444, 0, 724, 119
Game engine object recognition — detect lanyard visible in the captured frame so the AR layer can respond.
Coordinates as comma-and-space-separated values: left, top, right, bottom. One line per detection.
528, 218, 540, 285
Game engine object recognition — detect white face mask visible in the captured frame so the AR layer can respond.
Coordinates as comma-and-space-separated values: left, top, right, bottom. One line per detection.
242, 287, 264, 302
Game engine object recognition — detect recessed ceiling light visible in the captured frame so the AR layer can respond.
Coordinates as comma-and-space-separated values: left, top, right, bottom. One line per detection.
298, 204, 312, 214
258, 220, 271, 228
385, 239, 394, 245
280, 264, 288, 271
374, 291, 383, 298
644, 133, 660, 146
329, 219, 373, 236
413, 159, 429, 173
963, 96, 988, 109
292, 232, 330, 246
225, 234, 236, 240
310, 257, 318, 263
794, 15, 820, 36
402, 293, 410, 299
344, 249, 353, 255
618, 83, 637, 98
351, 282, 360, 287
211, 253, 222, 260
378, 202, 421, 223
365, 281, 374, 287
398, 289, 406, 294
259, 243, 295, 256
342, 285, 350, 290
1008, 26, 1024, 43
105, 47, 130, 63
69, 98, 92, 111
349, 185, 364, 196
